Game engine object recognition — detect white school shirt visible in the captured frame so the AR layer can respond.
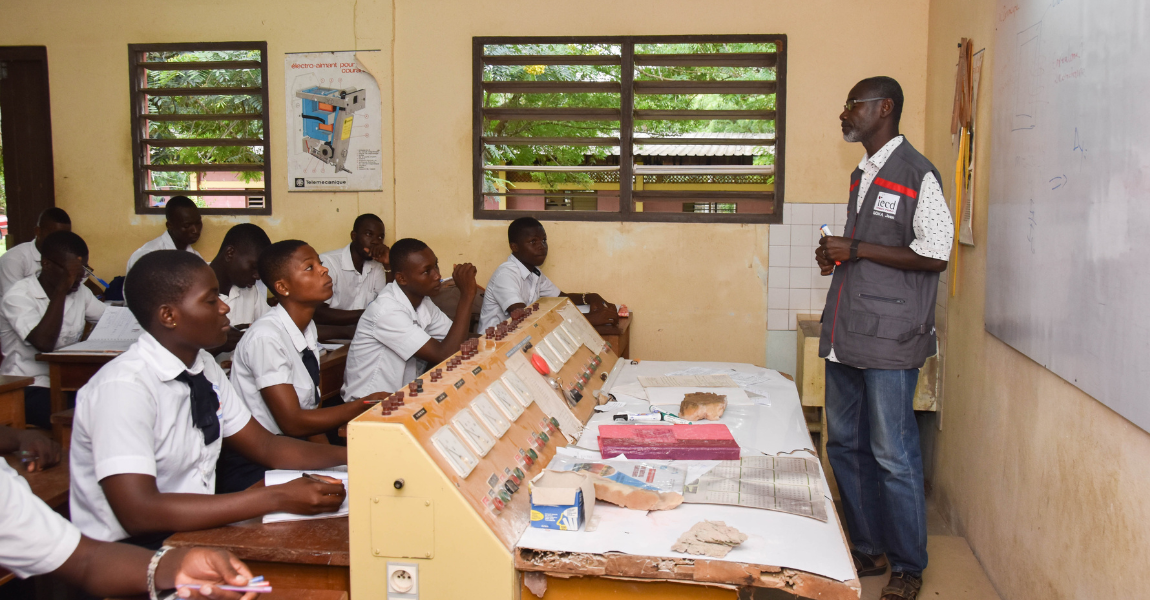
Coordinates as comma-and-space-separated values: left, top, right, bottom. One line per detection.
342, 282, 453, 401
69, 332, 253, 542
0, 276, 106, 387
230, 305, 320, 434
221, 281, 272, 327
319, 244, 388, 311
0, 460, 81, 578
126, 230, 204, 275
0, 241, 41, 298
827, 135, 954, 365
478, 255, 561, 333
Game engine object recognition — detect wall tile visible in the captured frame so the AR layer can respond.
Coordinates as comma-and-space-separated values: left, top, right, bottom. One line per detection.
790, 267, 812, 289
791, 225, 815, 247
812, 204, 834, 228
768, 266, 790, 289
789, 247, 810, 268
811, 288, 828, 311
769, 245, 791, 267
767, 309, 789, 331
769, 223, 791, 247
787, 309, 800, 330
789, 203, 813, 225
790, 288, 810, 310
767, 286, 789, 310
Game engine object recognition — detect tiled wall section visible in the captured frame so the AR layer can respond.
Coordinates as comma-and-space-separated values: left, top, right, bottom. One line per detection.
768, 203, 849, 331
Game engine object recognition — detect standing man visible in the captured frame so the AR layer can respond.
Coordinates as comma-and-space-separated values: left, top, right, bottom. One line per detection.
126, 196, 204, 275
816, 76, 952, 600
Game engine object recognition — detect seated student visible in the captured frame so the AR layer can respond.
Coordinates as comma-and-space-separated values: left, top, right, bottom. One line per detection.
1, 426, 255, 600
126, 196, 204, 274
0, 231, 105, 429
0, 207, 72, 297
208, 223, 273, 356
221, 241, 374, 491
342, 239, 478, 400
478, 217, 618, 333
70, 251, 347, 547
314, 213, 391, 326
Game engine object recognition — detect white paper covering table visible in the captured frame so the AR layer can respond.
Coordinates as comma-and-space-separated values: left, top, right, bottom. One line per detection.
515, 361, 860, 598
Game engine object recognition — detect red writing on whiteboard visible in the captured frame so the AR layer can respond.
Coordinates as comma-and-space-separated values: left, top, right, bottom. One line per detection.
1054, 69, 1085, 84
998, 4, 1019, 22
1054, 52, 1080, 68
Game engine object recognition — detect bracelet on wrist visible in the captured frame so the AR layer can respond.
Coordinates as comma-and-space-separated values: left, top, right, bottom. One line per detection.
148, 546, 175, 600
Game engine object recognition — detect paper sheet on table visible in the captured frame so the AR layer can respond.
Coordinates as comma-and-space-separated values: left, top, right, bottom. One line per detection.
57, 307, 143, 353
262, 468, 349, 523
683, 455, 828, 522
547, 455, 687, 493
645, 386, 750, 408
638, 374, 737, 388
319, 342, 344, 352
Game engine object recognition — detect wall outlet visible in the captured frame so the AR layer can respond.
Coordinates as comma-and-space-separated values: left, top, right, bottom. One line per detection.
387, 562, 418, 599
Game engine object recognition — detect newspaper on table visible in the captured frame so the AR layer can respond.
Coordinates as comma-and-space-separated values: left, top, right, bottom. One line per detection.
664, 366, 779, 402
637, 374, 738, 388
546, 455, 687, 493
683, 455, 828, 522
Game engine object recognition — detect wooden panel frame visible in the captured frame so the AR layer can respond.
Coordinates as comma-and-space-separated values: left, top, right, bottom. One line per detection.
474, 35, 786, 224
129, 41, 272, 216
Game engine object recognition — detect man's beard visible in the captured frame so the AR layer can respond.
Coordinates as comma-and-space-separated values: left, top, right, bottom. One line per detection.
843, 128, 863, 142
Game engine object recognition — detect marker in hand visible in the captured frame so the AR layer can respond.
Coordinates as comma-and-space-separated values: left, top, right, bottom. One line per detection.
819, 224, 841, 266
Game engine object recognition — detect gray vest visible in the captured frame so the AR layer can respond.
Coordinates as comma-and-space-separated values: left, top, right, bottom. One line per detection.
818, 138, 942, 370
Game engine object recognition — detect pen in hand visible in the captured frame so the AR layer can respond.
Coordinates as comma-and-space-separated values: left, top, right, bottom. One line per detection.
819, 224, 842, 266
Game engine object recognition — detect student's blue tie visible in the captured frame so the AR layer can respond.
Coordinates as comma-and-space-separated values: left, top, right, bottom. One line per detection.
175, 371, 221, 444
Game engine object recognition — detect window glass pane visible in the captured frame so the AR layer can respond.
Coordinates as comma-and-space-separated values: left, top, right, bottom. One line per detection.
484, 93, 620, 109
146, 119, 264, 139
148, 170, 264, 191
143, 50, 260, 62
148, 193, 265, 210
634, 42, 777, 54
145, 68, 261, 89
146, 94, 263, 115
147, 145, 264, 168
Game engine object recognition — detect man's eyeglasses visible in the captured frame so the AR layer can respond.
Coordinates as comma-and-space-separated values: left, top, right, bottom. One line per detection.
843, 97, 890, 112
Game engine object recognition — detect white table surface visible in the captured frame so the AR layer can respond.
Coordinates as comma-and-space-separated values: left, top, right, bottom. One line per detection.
516, 360, 856, 583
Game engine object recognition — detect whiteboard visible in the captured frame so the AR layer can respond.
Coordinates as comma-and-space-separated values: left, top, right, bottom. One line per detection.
986, 0, 1150, 432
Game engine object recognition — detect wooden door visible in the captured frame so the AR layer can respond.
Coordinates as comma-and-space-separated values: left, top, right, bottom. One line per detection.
0, 46, 55, 248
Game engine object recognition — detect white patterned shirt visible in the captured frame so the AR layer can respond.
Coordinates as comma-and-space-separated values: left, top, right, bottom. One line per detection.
853, 135, 954, 261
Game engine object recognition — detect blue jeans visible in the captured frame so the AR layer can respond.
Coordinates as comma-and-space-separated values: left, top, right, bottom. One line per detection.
825, 360, 927, 576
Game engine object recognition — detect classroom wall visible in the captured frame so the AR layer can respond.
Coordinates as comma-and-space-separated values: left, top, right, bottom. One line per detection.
0, 0, 930, 364
922, 1, 1150, 598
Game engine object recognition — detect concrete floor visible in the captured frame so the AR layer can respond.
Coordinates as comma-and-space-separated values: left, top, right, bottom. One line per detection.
850, 500, 1003, 600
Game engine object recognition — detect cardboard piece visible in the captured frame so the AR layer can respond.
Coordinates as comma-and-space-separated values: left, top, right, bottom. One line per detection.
529, 471, 596, 531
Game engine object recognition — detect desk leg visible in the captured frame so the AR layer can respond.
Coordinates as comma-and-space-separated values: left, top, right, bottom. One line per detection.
48, 364, 66, 428
0, 389, 25, 429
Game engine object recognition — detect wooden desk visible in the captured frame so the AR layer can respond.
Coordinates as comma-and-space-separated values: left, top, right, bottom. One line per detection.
3, 453, 70, 509
42, 345, 350, 445
167, 517, 350, 593
594, 315, 632, 359
0, 375, 34, 429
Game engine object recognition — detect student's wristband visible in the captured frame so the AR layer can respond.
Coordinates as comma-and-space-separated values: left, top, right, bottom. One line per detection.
148, 546, 174, 600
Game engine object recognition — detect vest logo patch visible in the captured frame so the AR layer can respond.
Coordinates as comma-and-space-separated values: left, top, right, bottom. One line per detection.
874, 192, 901, 219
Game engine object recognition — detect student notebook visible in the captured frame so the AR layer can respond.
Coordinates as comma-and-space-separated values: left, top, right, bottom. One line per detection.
262, 468, 349, 523
56, 306, 144, 353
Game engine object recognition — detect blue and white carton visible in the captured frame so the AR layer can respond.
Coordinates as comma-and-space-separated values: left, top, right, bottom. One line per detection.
528, 471, 596, 531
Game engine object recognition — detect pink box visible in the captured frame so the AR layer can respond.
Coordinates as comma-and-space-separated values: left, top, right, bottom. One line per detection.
597, 424, 741, 460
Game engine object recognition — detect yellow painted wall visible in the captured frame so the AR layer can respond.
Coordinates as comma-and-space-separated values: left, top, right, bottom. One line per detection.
922, 1, 1150, 598
0, 0, 396, 274
0, 0, 930, 364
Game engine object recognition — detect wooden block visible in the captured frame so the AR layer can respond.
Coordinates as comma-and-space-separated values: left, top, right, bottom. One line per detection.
795, 316, 825, 408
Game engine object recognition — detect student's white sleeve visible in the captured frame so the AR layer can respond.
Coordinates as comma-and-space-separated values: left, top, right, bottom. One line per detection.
486, 267, 526, 312
240, 332, 294, 391
211, 363, 253, 438
0, 257, 25, 298
909, 172, 954, 261
81, 288, 107, 322
425, 304, 454, 341
372, 302, 432, 361
86, 380, 160, 481
0, 464, 82, 578
2, 288, 46, 342
538, 273, 561, 298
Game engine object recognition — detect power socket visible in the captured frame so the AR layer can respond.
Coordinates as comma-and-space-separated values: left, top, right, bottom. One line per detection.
386, 562, 418, 599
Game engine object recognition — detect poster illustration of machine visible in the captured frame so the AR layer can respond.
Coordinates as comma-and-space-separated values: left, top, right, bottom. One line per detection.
285, 51, 382, 191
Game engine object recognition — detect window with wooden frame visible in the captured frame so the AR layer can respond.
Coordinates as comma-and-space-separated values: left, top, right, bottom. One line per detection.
474, 35, 785, 223
129, 42, 271, 215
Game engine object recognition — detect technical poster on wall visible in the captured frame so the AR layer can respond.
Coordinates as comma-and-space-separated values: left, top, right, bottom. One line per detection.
284, 51, 382, 191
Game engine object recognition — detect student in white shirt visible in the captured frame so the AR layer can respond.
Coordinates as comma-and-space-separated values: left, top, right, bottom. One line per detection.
315, 213, 391, 326
125, 196, 204, 275
0, 207, 72, 297
342, 239, 478, 400
207, 223, 272, 356
221, 241, 373, 492
0, 231, 105, 429
70, 250, 347, 548
478, 217, 619, 333
1, 425, 257, 600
